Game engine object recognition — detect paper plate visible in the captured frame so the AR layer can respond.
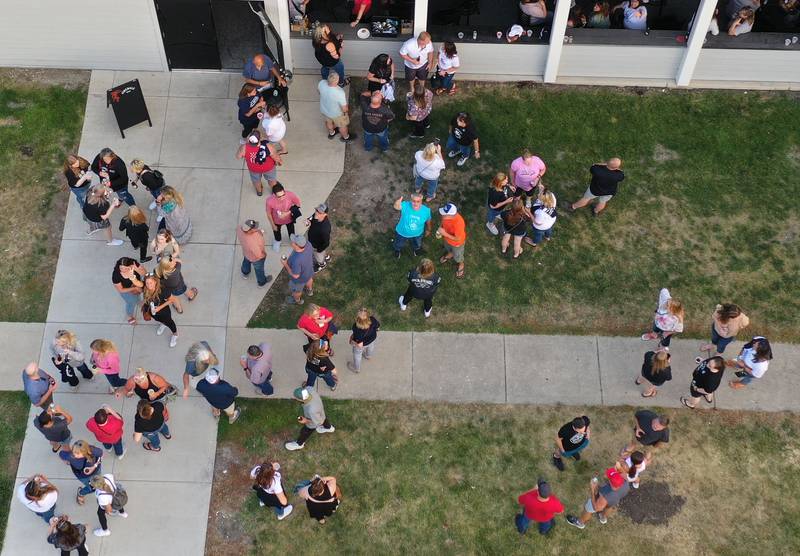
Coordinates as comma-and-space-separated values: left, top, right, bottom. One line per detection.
357, 28, 371, 39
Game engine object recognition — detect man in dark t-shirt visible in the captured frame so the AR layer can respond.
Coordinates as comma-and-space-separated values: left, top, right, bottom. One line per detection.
570, 157, 625, 216
624, 409, 670, 461
307, 203, 332, 273
552, 415, 591, 471
360, 90, 394, 152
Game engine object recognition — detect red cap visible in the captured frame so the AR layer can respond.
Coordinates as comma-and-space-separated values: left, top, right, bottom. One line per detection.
605, 468, 625, 488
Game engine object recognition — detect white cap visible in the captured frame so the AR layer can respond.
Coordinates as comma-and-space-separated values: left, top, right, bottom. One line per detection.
508, 24, 524, 38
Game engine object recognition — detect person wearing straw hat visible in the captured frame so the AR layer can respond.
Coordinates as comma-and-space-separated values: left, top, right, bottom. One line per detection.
237, 219, 273, 287
285, 387, 335, 451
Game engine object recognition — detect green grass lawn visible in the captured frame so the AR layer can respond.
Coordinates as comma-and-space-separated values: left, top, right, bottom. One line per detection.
207, 398, 800, 555
0, 392, 37, 551
250, 83, 800, 341
0, 72, 87, 321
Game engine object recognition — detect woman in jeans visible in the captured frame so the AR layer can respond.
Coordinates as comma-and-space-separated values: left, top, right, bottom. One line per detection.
46, 515, 89, 556
366, 53, 394, 93
82, 184, 124, 246
156, 255, 198, 313
297, 475, 340, 523
50, 330, 95, 389
728, 336, 773, 389
434, 41, 459, 95
251, 461, 293, 520
133, 400, 171, 453
312, 24, 346, 85
63, 155, 93, 210
151, 228, 180, 263
501, 198, 533, 259
58, 440, 102, 504
486, 172, 514, 235
129, 159, 165, 211
406, 81, 433, 139
641, 288, 684, 348
17, 475, 58, 523
142, 275, 179, 349
398, 258, 441, 318
700, 303, 749, 355
413, 142, 445, 201
89, 474, 127, 538
304, 340, 338, 391
91, 148, 135, 206
525, 190, 557, 249
112, 257, 146, 325
156, 186, 192, 245
636, 350, 672, 398
348, 308, 380, 373
89, 339, 127, 394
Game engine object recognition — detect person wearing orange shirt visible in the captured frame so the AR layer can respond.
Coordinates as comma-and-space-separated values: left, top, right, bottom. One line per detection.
437, 203, 467, 278
236, 219, 273, 287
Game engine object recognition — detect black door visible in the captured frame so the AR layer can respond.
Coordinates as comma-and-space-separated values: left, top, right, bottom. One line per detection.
154, 0, 222, 70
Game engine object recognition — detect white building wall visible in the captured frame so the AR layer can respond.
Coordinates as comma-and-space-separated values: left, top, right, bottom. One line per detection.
692, 49, 800, 84
558, 45, 683, 81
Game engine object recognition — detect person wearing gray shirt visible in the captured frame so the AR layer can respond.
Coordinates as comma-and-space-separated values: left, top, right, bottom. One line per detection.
240, 342, 273, 396
566, 468, 631, 529
285, 387, 335, 451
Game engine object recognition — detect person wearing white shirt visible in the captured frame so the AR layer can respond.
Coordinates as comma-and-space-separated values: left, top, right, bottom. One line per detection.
399, 32, 434, 85
261, 104, 288, 155
614, 0, 647, 30
728, 336, 773, 389
435, 41, 460, 95
525, 190, 557, 249
17, 475, 58, 523
250, 461, 293, 520
414, 143, 446, 201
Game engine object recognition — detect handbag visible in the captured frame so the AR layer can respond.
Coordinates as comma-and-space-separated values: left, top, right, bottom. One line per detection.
290, 205, 302, 222
430, 69, 443, 90
142, 303, 152, 321
380, 81, 395, 102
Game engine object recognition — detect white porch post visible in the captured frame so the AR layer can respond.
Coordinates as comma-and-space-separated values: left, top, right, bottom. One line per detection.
263, 0, 294, 71
543, 0, 571, 83
676, 0, 716, 86
414, 0, 429, 36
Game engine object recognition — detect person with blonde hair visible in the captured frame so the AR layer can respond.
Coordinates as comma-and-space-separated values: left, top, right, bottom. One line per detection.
63, 154, 93, 209
641, 288, 684, 348
636, 350, 672, 398
151, 228, 180, 263
182, 341, 219, 398
50, 329, 94, 388
486, 172, 514, 235
399, 31, 434, 85
348, 308, 380, 372
89, 339, 127, 394
156, 255, 198, 313
129, 159, 165, 211
58, 440, 103, 504
701, 303, 750, 355
142, 274, 179, 348
89, 473, 127, 537
17, 474, 58, 523
526, 190, 558, 249
398, 258, 441, 318
83, 184, 124, 246
118, 205, 151, 262
119, 367, 174, 402
413, 141, 445, 201
312, 23, 346, 85
156, 186, 192, 244
406, 81, 434, 139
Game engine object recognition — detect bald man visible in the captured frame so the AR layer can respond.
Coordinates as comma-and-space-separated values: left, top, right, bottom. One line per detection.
22, 362, 57, 408
570, 158, 625, 216
243, 54, 287, 90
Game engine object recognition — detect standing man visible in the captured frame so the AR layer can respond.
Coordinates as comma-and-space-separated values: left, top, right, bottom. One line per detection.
33, 405, 73, 453
237, 219, 273, 287
623, 409, 670, 461
318, 73, 355, 142
22, 362, 57, 409
399, 31, 434, 86
85, 405, 126, 460
196, 369, 241, 424
393, 193, 432, 258
360, 90, 394, 153
552, 415, 591, 471
515, 478, 564, 535
240, 343, 274, 396
436, 203, 467, 278
182, 341, 219, 399
242, 54, 287, 93
285, 387, 335, 451
570, 158, 625, 216
307, 204, 332, 273
283, 234, 315, 305
566, 468, 631, 529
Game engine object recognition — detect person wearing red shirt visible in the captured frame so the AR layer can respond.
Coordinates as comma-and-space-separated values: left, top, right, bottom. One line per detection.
351, 0, 372, 27
297, 303, 335, 352
85, 405, 126, 459
236, 129, 282, 196
515, 479, 564, 535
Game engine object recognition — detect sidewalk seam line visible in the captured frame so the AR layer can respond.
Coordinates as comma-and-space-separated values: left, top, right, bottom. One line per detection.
503, 335, 508, 403
595, 336, 604, 405
410, 331, 415, 399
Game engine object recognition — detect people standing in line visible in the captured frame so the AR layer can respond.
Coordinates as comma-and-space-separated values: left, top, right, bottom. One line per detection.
283, 234, 315, 305
237, 83, 267, 142
616, 451, 648, 489
50, 330, 95, 389
91, 148, 135, 206
623, 410, 670, 461
156, 186, 192, 244
297, 474, 340, 523
142, 274, 180, 348
129, 159, 165, 211
526, 190, 558, 249
196, 369, 241, 424
261, 104, 289, 155
240, 343, 274, 396
182, 341, 219, 398
285, 387, 335, 451
23, 362, 57, 409
399, 31, 434, 86
85, 405, 126, 460
515, 478, 564, 535
446, 112, 480, 167
156, 255, 198, 313
297, 303, 334, 352
133, 400, 172, 452
570, 158, 625, 216
242, 54, 287, 93
641, 288, 684, 349
151, 228, 180, 263
701, 303, 750, 355
360, 90, 394, 153
304, 340, 338, 391
89, 339, 127, 394
237, 219, 273, 287
437, 203, 467, 278
348, 308, 380, 373
398, 258, 441, 318
413, 142, 445, 201
318, 73, 355, 142
82, 184, 124, 246
34, 405, 73, 453
501, 197, 533, 259
63, 155, 93, 210
312, 24, 346, 85
509, 149, 547, 208
434, 41, 460, 95
112, 257, 145, 325
552, 415, 591, 471
250, 461, 293, 520
307, 204, 332, 273
681, 356, 725, 409
119, 367, 174, 402
118, 206, 151, 262
406, 81, 434, 139
59, 440, 103, 504
393, 193, 432, 258
46, 516, 89, 556
636, 350, 672, 398
238, 130, 282, 196
728, 336, 773, 390
486, 172, 514, 235
366, 53, 394, 94
89, 474, 128, 537
566, 468, 631, 529
17, 475, 58, 523
266, 183, 301, 252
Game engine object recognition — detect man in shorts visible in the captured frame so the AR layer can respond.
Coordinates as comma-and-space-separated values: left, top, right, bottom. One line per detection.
282, 234, 314, 305
182, 341, 219, 399
399, 31, 434, 85
623, 409, 670, 461
570, 157, 625, 216
566, 468, 631, 529
317, 73, 355, 142
436, 203, 466, 278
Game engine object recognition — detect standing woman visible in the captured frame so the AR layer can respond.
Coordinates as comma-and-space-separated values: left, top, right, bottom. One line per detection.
46, 516, 89, 556
435, 41, 460, 95
237, 84, 266, 141
89, 474, 127, 538
398, 258, 441, 318
366, 53, 394, 94
142, 275, 179, 349
297, 303, 334, 352
701, 303, 750, 355
118, 206, 151, 262
63, 155, 93, 210
250, 461, 293, 520
641, 288, 684, 348
406, 81, 434, 139
156, 186, 193, 245
120, 367, 174, 402
526, 189, 558, 249
83, 184, 124, 246
151, 228, 180, 263
681, 356, 725, 408
304, 340, 338, 391
501, 198, 532, 259
89, 339, 127, 394
112, 257, 146, 325
348, 308, 380, 373
486, 172, 514, 235
728, 336, 773, 390
156, 256, 198, 314
297, 475, 340, 524
616, 451, 647, 489
91, 148, 135, 206
413, 142, 446, 201
17, 475, 58, 523
59, 440, 103, 504
312, 24, 346, 85
509, 149, 547, 208
636, 350, 672, 398
51, 330, 95, 389
262, 104, 289, 155
133, 400, 171, 453
129, 159, 165, 212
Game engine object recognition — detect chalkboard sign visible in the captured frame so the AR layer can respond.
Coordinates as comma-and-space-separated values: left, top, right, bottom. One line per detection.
106, 79, 152, 139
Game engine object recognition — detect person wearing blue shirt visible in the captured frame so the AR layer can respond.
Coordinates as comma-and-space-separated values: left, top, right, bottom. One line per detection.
242, 54, 287, 91
22, 362, 57, 408
392, 193, 432, 258
196, 369, 241, 424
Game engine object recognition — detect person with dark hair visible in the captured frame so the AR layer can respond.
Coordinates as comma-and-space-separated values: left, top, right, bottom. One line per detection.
701, 303, 750, 355
501, 197, 533, 259
237, 83, 266, 141
366, 53, 394, 94
510, 149, 547, 208
62, 155, 93, 210
112, 257, 145, 325
283, 234, 315, 305
360, 90, 395, 152
91, 148, 135, 206
46, 515, 89, 556
552, 416, 591, 471
85, 405, 125, 459
251, 461, 293, 519
304, 340, 338, 391
728, 336, 773, 389
398, 258, 441, 318
566, 468, 631, 529
434, 41, 459, 95
237, 129, 282, 196
636, 350, 672, 398
297, 474, 340, 523
515, 478, 564, 535
616, 450, 648, 489
486, 172, 514, 235
133, 399, 171, 452
623, 410, 670, 461
446, 112, 480, 167
34, 405, 73, 453
681, 356, 725, 409
17, 475, 58, 523
266, 182, 301, 252
237, 219, 272, 287
406, 81, 434, 139
240, 342, 274, 396
285, 387, 335, 451
307, 204, 332, 272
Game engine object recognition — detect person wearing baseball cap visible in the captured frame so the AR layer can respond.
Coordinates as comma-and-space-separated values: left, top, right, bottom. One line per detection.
515, 478, 564, 535
436, 203, 467, 278
566, 468, 631, 529
306, 203, 332, 273
237, 219, 273, 287
282, 233, 315, 305
195, 369, 241, 424
285, 387, 335, 451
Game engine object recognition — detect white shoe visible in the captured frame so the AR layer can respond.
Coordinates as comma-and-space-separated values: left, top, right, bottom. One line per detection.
169, 335, 178, 348
632, 482, 639, 489
93, 528, 111, 537
148, 201, 157, 210
277, 504, 293, 520
448, 150, 458, 158
398, 296, 407, 311
424, 308, 432, 318
107, 239, 124, 246
117, 449, 126, 461
259, 501, 266, 507
457, 156, 468, 167
486, 222, 498, 235
284, 441, 304, 451
272, 241, 281, 253
598, 513, 608, 524
156, 324, 167, 336
316, 425, 335, 434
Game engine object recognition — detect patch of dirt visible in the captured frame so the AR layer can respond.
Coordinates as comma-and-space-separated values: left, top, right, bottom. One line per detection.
205, 444, 253, 555
788, 145, 800, 168
0, 68, 89, 90
0, 117, 20, 127
619, 481, 686, 525
653, 143, 680, 163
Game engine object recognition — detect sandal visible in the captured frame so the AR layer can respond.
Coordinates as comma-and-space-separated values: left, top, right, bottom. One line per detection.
680, 396, 695, 409
634, 378, 642, 385
186, 287, 198, 301
76, 489, 85, 505
127, 317, 137, 325
456, 268, 465, 279
439, 255, 449, 264
704, 394, 713, 404
641, 390, 657, 398
143, 442, 161, 452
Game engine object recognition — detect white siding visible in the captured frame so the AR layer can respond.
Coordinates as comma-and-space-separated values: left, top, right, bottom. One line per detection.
558, 45, 683, 80
693, 49, 800, 83
0, 0, 166, 71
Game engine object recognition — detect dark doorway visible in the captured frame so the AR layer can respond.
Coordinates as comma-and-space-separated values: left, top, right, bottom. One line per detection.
211, 0, 266, 69
154, 0, 222, 69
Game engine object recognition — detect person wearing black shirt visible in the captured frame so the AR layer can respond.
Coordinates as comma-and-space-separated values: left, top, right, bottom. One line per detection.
304, 340, 338, 390
398, 258, 441, 318
347, 308, 380, 372
91, 148, 135, 206
130, 159, 166, 211
486, 173, 514, 235
570, 158, 625, 216
112, 257, 146, 324
360, 90, 394, 152
366, 54, 394, 93
681, 356, 725, 409
236, 83, 266, 140
133, 400, 171, 452
446, 112, 480, 167
636, 350, 672, 398
312, 24, 346, 86
624, 410, 670, 461
118, 207, 151, 262
83, 185, 124, 246
63, 154, 93, 209
307, 203, 332, 272
552, 416, 591, 471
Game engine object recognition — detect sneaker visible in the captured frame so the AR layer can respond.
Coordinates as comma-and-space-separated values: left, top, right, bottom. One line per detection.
117, 511, 128, 518
324, 254, 331, 262
598, 513, 608, 525
277, 504, 294, 520
398, 296, 407, 311
107, 239, 124, 246
93, 528, 111, 537
117, 449, 126, 461
156, 324, 167, 336
141, 255, 152, 262
169, 334, 178, 348
457, 156, 468, 167
340, 133, 356, 143
566, 515, 585, 530
632, 482, 639, 489
241, 272, 249, 280
448, 150, 458, 158
304, 288, 314, 297
394, 250, 401, 259
486, 222, 499, 235
572, 452, 581, 461
148, 201, 157, 210
347, 362, 360, 373
259, 501, 266, 507
424, 308, 432, 318
328, 129, 338, 139
314, 262, 327, 273
228, 408, 241, 424
552, 455, 565, 471
258, 275, 273, 287
316, 425, 335, 434
285, 441, 304, 451
272, 242, 281, 253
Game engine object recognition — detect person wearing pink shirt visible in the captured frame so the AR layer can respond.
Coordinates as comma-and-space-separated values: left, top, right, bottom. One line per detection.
509, 149, 547, 208
89, 339, 127, 394
236, 219, 273, 287
265, 183, 301, 253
